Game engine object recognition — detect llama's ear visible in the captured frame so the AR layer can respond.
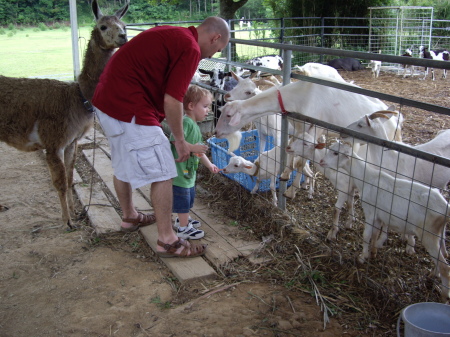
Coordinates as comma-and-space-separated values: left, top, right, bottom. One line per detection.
115, 0, 129, 19
92, 0, 103, 21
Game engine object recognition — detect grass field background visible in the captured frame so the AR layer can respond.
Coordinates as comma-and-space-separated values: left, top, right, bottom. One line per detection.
0, 26, 279, 80
0, 26, 93, 80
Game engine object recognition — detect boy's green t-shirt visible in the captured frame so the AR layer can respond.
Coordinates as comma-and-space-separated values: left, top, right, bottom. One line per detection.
170, 116, 202, 188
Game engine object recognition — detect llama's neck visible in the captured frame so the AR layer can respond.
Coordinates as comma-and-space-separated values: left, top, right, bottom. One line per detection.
78, 29, 115, 101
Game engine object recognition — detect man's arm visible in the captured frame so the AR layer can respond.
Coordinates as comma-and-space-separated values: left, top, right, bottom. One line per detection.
164, 93, 190, 162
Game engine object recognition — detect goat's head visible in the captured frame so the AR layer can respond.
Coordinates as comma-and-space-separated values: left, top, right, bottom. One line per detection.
319, 141, 352, 169
92, 0, 129, 50
224, 71, 258, 102
222, 155, 253, 174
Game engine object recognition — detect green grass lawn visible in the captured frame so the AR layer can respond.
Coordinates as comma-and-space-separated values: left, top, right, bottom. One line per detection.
0, 26, 92, 80
0, 26, 279, 80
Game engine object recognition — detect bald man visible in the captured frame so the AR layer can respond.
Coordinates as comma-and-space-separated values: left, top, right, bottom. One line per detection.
93, 17, 229, 257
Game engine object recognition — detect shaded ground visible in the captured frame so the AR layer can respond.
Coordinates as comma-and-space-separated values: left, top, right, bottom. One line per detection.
0, 68, 449, 336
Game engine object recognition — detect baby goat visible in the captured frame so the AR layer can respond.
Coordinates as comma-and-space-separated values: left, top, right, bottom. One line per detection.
286, 133, 357, 240
320, 142, 450, 302
222, 147, 286, 206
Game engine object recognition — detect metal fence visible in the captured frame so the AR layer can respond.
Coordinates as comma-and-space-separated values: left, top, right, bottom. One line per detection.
126, 16, 450, 303
127, 14, 450, 67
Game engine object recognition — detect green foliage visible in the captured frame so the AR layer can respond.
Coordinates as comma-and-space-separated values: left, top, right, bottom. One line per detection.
0, 28, 5, 35
7, 23, 14, 30
38, 22, 47, 31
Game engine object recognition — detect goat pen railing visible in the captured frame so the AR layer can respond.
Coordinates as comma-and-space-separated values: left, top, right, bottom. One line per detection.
125, 19, 450, 327
127, 16, 450, 66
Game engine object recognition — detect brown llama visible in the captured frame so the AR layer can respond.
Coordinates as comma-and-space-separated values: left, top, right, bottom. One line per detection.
0, 0, 129, 228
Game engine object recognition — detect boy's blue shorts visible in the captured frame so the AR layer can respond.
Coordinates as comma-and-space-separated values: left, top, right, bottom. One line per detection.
172, 185, 196, 214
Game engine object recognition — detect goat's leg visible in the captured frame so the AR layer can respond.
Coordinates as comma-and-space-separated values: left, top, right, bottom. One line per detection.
284, 171, 302, 199
327, 191, 347, 241
280, 152, 294, 181
422, 228, 450, 301
343, 187, 356, 229
64, 140, 78, 217
358, 212, 375, 263
251, 180, 260, 194
46, 149, 72, 228
270, 178, 278, 206
369, 219, 384, 259
403, 234, 416, 255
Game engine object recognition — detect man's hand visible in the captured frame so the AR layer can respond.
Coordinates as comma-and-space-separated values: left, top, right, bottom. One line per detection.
173, 139, 190, 162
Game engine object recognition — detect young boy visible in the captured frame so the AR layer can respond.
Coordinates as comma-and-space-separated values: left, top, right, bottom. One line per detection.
170, 85, 220, 239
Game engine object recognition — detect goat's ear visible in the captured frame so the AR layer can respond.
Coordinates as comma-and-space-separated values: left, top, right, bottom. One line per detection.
199, 69, 213, 76
244, 165, 253, 169
115, 0, 129, 19
315, 142, 326, 150
231, 71, 241, 81
259, 80, 276, 87
386, 104, 396, 111
92, 0, 103, 20
229, 112, 242, 126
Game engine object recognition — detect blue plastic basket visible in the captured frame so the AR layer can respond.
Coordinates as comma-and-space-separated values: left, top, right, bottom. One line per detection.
207, 129, 302, 192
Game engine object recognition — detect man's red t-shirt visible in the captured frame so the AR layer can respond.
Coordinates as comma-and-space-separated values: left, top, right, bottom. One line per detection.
92, 26, 200, 126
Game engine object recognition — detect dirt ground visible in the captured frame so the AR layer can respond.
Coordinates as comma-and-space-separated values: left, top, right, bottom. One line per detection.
0, 68, 449, 337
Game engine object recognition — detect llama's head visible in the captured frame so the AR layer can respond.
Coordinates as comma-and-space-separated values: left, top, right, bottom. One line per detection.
92, 0, 129, 50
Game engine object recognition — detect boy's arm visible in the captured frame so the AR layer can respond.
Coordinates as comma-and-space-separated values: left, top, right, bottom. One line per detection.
199, 154, 220, 173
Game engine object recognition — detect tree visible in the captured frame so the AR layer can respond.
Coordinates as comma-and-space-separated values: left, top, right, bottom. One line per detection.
219, 0, 249, 19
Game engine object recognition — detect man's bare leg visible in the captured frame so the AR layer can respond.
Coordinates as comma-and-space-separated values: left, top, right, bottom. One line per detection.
151, 179, 202, 256
114, 176, 139, 229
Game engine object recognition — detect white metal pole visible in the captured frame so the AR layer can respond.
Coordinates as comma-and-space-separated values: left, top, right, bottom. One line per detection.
69, 0, 81, 80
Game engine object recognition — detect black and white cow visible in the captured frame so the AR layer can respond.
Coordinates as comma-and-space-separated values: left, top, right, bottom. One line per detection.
327, 57, 364, 71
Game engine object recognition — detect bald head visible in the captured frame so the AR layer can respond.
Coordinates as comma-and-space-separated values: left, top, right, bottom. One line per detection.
197, 16, 230, 59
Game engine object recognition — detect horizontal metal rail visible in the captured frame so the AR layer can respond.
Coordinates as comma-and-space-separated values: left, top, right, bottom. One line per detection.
231, 38, 450, 69
288, 112, 450, 168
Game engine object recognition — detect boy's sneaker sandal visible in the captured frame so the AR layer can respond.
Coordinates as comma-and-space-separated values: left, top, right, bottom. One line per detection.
174, 217, 201, 229
176, 223, 204, 240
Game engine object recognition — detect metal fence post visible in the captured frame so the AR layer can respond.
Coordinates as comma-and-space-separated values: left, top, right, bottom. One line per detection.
277, 43, 292, 211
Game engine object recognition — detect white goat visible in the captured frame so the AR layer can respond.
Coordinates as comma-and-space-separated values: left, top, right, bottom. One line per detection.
223, 64, 356, 192
367, 60, 381, 78
215, 75, 403, 204
345, 111, 450, 191
222, 147, 284, 206
224, 71, 284, 154
286, 133, 357, 240
344, 111, 450, 256
293, 63, 346, 81
319, 142, 450, 302
0, 0, 129, 228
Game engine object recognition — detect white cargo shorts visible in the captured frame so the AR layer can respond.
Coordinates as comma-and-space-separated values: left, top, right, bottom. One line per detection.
95, 108, 177, 189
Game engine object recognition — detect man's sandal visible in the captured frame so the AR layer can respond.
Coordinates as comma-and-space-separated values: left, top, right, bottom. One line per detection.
157, 238, 207, 258
121, 212, 157, 232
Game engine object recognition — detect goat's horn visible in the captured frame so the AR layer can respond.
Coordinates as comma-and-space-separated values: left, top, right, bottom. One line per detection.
369, 112, 391, 120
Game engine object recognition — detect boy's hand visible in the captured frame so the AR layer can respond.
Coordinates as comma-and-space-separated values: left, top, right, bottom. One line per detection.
192, 143, 208, 156
209, 164, 220, 174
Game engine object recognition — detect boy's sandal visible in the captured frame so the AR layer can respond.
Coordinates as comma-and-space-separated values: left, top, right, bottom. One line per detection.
156, 238, 207, 258
121, 212, 157, 232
